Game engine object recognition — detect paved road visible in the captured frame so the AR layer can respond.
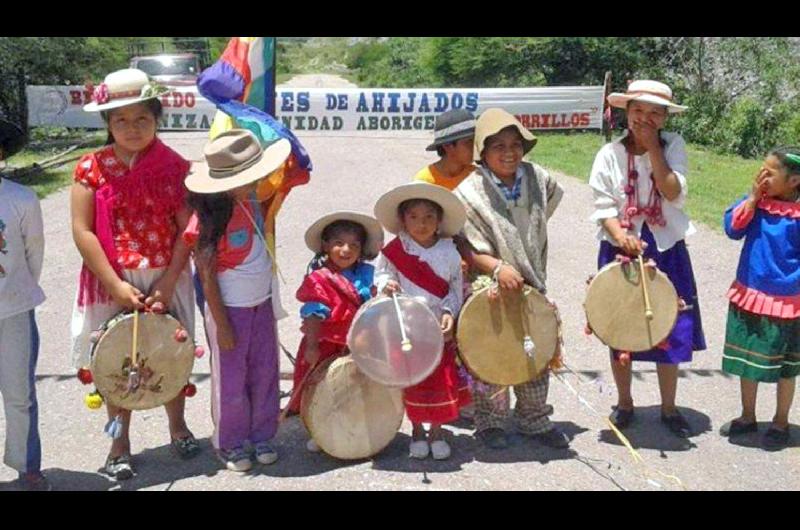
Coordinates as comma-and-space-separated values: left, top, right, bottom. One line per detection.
1, 129, 797, 491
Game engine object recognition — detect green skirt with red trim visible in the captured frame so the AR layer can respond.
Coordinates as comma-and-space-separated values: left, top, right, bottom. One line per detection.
722, 304, 800, 382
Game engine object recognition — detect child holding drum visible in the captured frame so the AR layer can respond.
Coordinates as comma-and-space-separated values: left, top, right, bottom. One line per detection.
454, 108, 568, 450
374, 182, 471, 460
588, 80, 706, 438
721, 146, 800, 450
288, 211, 384, 452
70, 69, 200, 480
183, 130, 290, 472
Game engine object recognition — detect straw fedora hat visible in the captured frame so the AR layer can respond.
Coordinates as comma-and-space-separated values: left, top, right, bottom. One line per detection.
83, 69, 169, 113
426, 109, 476, 151
473, 108, 537, 161
607, 80, 688, 114
374, 182, 466, 238
185, 129, 291, 194
304, 211, 384, 259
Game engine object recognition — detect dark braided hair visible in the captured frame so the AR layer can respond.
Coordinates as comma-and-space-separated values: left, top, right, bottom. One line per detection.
187, 191, 234, 266
769, 146, 800, 178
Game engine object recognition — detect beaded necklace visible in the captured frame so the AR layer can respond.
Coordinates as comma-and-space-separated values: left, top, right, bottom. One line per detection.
619, 149, 666, 230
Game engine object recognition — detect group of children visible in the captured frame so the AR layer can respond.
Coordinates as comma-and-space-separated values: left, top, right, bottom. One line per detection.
0, 69, 798, 488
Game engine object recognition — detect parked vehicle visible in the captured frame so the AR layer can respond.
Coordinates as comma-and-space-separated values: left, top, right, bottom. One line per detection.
129, 54, 200, 86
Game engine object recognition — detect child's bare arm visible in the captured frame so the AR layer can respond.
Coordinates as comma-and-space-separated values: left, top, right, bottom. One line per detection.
146, 204, 192, 310
70, 182, 144, 309
196, 253, 235, 350
471, 252, 524, 293
302, 317, 323, 365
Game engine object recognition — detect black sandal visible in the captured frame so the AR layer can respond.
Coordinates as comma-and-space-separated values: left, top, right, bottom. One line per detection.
720, 418, 758, 437
762, 427, 790, 451
104, 455, 134, 481
171, 434, 201, 460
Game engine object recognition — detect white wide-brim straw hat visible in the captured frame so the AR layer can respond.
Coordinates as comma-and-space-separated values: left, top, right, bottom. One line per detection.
374, 181, 466, 238
304, 211, 384, 260
607, 80, 688, 114
83, 69, 169, 113
474, 107, 537, 161
185, 129, 291, 194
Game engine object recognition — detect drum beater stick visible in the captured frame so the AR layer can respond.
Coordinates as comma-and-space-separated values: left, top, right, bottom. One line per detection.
637, 255, 654, 321
128, 310, 141, 392
392, 293, 412, 352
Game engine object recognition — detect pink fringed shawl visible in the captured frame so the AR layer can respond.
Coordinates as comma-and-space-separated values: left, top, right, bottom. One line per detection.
77, 139, 190, 307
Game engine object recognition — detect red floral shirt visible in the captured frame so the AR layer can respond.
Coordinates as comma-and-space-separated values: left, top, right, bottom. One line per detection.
74, 145, 185, 270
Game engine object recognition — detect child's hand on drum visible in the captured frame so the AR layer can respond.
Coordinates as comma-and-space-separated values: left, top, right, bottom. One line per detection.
615, 233, 646, 256
440, 313, 455, 341
110, 280, 146, 310
497, 264, 524, 292
217, 321, 236, 351
382, 280, 401, 296
145, 277, 175, 313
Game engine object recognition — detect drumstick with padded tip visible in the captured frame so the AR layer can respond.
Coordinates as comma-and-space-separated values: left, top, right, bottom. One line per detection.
637, 255, 654, 321
392, 293, 412, 352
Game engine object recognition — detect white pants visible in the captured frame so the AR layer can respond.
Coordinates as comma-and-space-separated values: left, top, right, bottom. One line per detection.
0, 310, 41, 474
71, 266, 195, 369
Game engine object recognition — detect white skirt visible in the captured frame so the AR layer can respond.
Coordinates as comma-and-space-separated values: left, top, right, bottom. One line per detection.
70, 266, 195, 369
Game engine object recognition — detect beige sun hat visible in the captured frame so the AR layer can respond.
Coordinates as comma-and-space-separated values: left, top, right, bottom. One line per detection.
305, 211, 384, 260
607, 80, 688, 114
374, 182, 466, 238
83, 69, 169, 112
473, 108, 537, 161
185, 129, 291, 194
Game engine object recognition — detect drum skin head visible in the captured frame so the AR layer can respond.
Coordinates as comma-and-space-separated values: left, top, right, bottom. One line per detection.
347, 295, 443, 388
456, 286, 559, 386
584, 261, 678, 352
90, 312, 195, 410
301, 356, 404, 460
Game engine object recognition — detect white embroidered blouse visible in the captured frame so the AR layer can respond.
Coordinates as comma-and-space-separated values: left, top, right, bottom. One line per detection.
589, 130, 695, 252
373, 231, 463, 320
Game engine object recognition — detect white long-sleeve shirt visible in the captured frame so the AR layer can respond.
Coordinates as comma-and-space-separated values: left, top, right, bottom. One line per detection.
374, 231, 463, 319
0, 178, 46, 320
589, 131, 695, 252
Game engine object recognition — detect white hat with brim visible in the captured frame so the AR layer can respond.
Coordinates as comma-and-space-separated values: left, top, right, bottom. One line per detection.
607, 80, 688, 114
474, 108, 537, 162
304, 211, 384, 260
185, 129, 291, 194
83, 68, 168, 113
374, 182, 466, 238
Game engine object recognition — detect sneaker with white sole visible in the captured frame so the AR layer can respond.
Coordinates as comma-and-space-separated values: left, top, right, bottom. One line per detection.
409, 440, 430, 459
218, 447, 252, 472
306, 438, 321, 453
254, 442, 278, 465
430, 440, 451, 460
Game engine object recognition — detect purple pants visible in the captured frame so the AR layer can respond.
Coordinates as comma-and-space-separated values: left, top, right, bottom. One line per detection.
206, 298, 279, 451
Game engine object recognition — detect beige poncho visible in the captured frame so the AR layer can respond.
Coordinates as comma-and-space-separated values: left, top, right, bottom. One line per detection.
454, 161, 564, 293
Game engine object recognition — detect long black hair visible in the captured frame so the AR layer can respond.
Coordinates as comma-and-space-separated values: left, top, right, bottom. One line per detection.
187, 191, 234, 265
100, 99, 163, 145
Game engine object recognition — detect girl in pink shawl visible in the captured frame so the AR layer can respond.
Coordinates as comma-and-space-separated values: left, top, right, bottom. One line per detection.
70, 69, 199, 480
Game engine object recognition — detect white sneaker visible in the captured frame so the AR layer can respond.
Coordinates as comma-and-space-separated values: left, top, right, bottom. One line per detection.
254, 442, 278, 465
306, 438, 321, 453
409, 440, 430, 459
218, 447, 252, 472
430, 440, 451, 460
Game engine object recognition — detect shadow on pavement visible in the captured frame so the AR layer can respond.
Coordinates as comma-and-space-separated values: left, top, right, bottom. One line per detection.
370, 431, 474, 475
471, 421, 589, 465
724, 422, 800, 451
597, 405, 711, 452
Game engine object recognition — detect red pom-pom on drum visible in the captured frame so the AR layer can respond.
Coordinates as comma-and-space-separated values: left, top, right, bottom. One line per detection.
182, 383, 197, 397
77, 368, 93, 385
194, 346, 205, 359
174, 328, 189, 342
